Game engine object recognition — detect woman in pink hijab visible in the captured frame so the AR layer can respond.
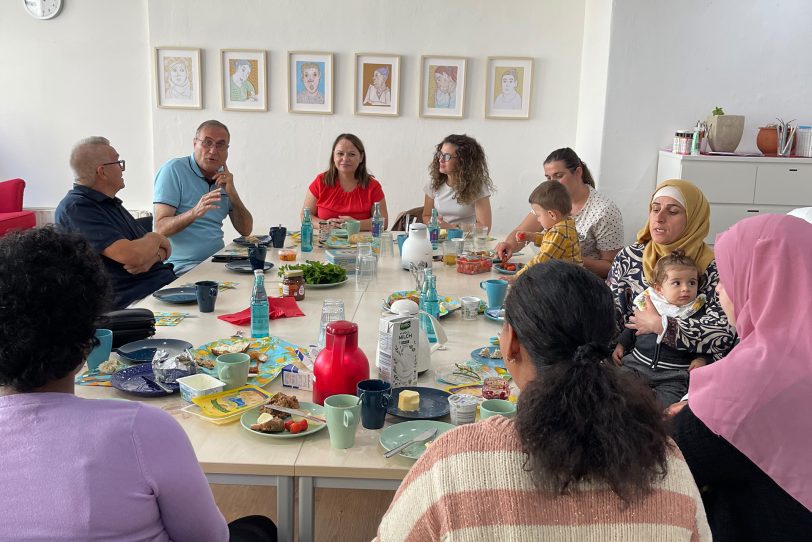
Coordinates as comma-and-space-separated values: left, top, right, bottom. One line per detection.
671, 213, 812, 541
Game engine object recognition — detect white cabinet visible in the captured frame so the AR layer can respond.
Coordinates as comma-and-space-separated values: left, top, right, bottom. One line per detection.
657, 151, 812, 244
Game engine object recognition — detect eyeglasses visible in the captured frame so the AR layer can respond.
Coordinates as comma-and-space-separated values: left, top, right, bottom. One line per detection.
196, 138, 229, 150
101, 160, 125, 171
436, 151, 458, 162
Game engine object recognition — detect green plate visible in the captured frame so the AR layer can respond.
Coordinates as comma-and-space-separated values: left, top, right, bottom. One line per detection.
240, 402, 327, 439
379, 420, 455, 459
306, 278, 350, 289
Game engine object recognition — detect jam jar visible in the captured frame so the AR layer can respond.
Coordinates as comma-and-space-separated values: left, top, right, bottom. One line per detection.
282, 269, 305, 300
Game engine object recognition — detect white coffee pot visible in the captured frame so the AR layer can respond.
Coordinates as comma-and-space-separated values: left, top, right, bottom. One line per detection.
400, 223, 432, 270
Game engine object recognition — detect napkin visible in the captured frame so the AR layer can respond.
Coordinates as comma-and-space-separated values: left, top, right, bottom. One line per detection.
218, 296, 305, 325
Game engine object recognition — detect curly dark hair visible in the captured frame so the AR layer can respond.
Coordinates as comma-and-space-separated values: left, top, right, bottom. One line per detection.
652, 249, 698, 286
0, 227, 111, 391
544, 147, 596, 188
505, 260, 669, 502
323, 133, 373, 188
429, 134, 495, 205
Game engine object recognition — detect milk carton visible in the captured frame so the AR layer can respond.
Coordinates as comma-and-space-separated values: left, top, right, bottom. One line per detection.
376, 314, 418, 387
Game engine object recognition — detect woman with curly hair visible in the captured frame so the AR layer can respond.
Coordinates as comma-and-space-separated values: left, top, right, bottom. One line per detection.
376, 261, 709, 541
0, 227, 275, 541
422, 134, 494, 230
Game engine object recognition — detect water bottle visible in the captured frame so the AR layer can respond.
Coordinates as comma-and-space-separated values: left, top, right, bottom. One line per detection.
428, 208, 440, 250
301, 208, 313, 252
250, 269, 269, 338
371, 201, 383, 254
424, 275, 439, 344
419, 269, 435, 342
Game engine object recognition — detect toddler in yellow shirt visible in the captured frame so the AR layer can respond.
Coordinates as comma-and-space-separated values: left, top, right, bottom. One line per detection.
514, 180, 582, 277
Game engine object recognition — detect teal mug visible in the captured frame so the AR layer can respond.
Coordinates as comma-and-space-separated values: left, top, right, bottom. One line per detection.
324, 394, 361, 449
343, 219, 361, 237
479, 399, 517, 420
480, 279, 509, 309
446, 228, 463, 240
215, 353, 250, 390
87, 329, 113, 372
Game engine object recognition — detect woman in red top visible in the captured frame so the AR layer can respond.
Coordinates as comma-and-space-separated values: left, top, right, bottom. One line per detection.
301, 133, 388, 231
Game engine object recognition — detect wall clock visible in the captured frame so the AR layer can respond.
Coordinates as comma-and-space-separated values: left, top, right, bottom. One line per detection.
23, 0, 63, 20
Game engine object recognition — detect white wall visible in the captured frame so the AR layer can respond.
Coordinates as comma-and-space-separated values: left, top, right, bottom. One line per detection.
146, 0, 586, 238
0, 0, 153, 210
598, 0, 812, 241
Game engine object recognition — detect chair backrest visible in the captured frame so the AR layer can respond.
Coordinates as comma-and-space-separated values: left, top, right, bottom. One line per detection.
390, 205, 424, 231
0, 178, 25, 213
134, 215, 153, 232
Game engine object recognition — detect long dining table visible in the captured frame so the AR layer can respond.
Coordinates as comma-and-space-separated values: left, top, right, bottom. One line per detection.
75, 235, 524, 542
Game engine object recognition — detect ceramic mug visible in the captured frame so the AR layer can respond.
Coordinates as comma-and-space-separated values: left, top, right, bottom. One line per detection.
343, 219, 361, 237
269, 226, 287, 248
396, 234, 408, 255
479, 279, 508, 309
356, 379, 392, 430
247, 245, 267, 271
86, 328, 113, 372
479, 399, 517, 420
324, 394, 361, 449
195, 280, 219, 313
215, 353, 250, 390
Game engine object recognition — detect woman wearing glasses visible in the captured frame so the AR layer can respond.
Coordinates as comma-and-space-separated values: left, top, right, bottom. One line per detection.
495, 147, 624, 278
422, 134, 494, 230
300, 133, 388, 231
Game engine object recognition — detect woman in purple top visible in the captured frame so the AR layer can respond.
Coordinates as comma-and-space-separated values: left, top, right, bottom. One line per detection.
0, 227, 275, 541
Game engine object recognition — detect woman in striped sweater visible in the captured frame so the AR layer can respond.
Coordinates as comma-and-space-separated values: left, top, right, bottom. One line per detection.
376, 261, 710, 541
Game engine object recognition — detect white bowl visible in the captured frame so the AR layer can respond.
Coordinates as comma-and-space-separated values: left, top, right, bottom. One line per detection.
176, 373, 225, 403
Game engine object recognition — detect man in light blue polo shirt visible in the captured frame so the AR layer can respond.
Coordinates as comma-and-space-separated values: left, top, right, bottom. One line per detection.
153, 120, 253, 274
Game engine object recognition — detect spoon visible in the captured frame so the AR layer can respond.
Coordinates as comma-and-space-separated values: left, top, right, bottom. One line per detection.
384, 428, 437, 458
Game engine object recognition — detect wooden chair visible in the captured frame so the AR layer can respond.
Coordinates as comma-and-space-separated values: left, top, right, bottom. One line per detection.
390, 205, 424, 231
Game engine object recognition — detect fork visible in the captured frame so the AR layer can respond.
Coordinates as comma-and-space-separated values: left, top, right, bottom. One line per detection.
231, 330, 245, 339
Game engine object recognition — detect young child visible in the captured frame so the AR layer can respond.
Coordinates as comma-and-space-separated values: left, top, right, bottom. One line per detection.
513, 180, 582, 278
612, 250, 708, 407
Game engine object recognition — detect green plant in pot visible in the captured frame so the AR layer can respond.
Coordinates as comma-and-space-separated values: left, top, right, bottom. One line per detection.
706, 106, 745, 153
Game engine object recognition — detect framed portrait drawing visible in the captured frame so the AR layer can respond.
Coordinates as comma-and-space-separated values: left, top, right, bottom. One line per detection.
155, 47, 202, 109
419, 56, 466, 119
355, 53, 400, 117
288, 51, 333, 114
484, 57, 534, 120
221, 49, 267, 112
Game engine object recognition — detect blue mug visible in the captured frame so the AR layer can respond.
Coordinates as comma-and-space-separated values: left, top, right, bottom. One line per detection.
480, 279, 509, 309
396, 234, 408, 255
195, 280, 219, 313
248, 245, 267, 271
356, 379, 392, 429
87, 329, 113, 372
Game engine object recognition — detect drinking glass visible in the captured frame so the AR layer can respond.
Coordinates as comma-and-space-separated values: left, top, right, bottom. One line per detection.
442, 240, 457, 266
474, 225, 489, 250
356, 242, 373, 273
317, 299, 346, 350
356, 254, 377, 290
379, 232, 393, 257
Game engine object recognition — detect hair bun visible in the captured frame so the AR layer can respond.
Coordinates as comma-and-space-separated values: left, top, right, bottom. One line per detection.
573, 342, 610, 366
670, 249, 685, 258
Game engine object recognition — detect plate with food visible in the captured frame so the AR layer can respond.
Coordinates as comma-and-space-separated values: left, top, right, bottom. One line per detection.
240, 394, 326, 439
307, 278, 350, 289
382, 291, 460, 318
470, 346, 504, 366
116, 338, 193, 364
379, 420, 454, 459
233, 235, 272, 247
387, 386, 451, 419
277, 261, 347, 286
152, 287, 198, 304
192, 336, 309, 387
225, 261, 274, 273
110, 364, 191, 397
493, 262, 525, 275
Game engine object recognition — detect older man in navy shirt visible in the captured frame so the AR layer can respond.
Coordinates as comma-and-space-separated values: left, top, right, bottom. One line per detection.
56, 136, 175, 309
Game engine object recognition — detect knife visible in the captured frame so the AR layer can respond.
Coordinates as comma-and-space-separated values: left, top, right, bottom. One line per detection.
262, 405, 326, 424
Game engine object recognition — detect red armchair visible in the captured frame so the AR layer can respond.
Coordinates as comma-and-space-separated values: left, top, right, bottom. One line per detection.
0, 179, 37, 236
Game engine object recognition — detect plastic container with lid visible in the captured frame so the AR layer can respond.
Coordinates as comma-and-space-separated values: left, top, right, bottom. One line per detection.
278, 248, 297, 261
282, 269, 305, 300
796, 125, 812, 158
456, 253, 493, 275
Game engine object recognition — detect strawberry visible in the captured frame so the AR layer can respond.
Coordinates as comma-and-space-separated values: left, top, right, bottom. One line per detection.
289, 421, 303, 434
284, 419, 295, 431
298, 419, 308, 431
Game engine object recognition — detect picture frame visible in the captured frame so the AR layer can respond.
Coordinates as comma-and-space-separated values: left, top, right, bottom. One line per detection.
287, 51, 333, 114
354, 53, 400, 117
221, 49, 267, 112
484, 57, 534, 120
155, 47, 202, 109
419, 56, 466, 119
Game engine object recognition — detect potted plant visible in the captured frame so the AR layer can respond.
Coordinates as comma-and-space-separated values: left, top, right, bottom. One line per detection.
706, 107, 745, 153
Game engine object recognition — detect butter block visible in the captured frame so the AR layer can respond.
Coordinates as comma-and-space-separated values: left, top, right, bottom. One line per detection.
398, 390, 421, 411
